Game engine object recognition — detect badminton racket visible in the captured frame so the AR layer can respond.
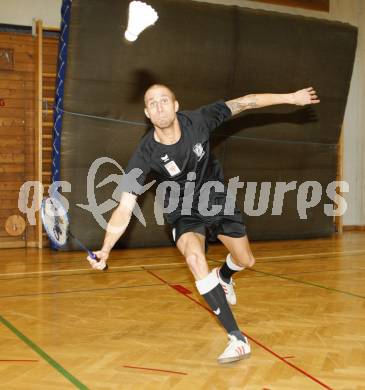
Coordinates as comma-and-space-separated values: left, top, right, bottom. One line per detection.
40, 197, 108, 271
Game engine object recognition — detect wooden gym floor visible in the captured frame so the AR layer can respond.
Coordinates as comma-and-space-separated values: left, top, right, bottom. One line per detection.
0, 232, 365, 390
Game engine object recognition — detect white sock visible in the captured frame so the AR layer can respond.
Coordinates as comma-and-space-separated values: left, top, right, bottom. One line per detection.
195, 271, 220, 295
226, 253, 245, 271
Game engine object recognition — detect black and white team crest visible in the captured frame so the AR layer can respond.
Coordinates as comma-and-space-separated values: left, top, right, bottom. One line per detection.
193, 143, 205, 161
161, 154, 169, 163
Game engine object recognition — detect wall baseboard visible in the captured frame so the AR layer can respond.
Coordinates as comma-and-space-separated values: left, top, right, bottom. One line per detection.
0, 241, 25, 249
343, 225, 365, 231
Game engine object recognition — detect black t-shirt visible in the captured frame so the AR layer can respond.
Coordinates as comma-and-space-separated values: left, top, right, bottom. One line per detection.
123, 100, 232, 222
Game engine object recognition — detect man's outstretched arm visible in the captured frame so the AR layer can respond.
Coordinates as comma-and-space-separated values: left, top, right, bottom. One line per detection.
87, 192, 137, 269
225, 87, 320, 117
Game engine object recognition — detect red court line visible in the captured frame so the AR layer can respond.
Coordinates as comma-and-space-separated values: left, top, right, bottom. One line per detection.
246, 335, 333, 390
145, 269, 214, 315
0, 359, 39, 363
146, 269, 334, 390
123, 364, 187, 375
171, 284, 192, 295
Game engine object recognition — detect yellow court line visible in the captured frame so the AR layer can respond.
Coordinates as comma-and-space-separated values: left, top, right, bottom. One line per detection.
1, 250, 365, 278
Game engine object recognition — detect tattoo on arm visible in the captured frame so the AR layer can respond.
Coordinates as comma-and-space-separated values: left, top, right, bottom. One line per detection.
226, 94, 257, 116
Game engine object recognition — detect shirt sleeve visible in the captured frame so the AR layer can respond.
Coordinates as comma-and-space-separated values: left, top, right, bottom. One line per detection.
188, 100, 232, 134
122, 142, 151, 196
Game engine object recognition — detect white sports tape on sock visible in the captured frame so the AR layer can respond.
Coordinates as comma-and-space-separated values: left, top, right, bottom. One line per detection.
195, 271, 220, 295
226, 253, 245, 271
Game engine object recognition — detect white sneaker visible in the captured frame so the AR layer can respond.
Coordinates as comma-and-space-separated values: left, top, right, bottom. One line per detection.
217, 334, 251, 364
214, 267, 237, 305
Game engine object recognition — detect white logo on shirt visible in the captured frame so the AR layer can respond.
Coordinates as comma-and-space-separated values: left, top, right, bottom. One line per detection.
164, 160, 181, 176
213, 307, 221, 315
161, 154, 169, 163
193, 143, 205, 161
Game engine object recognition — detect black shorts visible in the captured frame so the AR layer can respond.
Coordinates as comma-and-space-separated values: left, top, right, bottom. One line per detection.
170, 207, 246, 245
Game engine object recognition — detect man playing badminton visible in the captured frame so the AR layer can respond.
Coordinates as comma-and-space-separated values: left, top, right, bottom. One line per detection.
88, 85, 319, 363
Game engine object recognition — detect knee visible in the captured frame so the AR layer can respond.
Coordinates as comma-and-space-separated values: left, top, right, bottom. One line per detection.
186, 253, 199, 269
235, 253, 255, 268
186, 252, 204, 271
247, 255, 255, 268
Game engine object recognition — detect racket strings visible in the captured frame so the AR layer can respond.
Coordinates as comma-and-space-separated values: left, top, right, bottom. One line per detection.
43, 198, 69, 246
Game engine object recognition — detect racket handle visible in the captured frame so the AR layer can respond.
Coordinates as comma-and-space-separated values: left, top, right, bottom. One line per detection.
70, 231, 108, 271
88, 250, 97, 260
88, 250, 108, 271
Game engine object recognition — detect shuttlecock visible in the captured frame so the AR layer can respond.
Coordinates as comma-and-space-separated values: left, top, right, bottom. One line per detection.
124, 1, 159, 42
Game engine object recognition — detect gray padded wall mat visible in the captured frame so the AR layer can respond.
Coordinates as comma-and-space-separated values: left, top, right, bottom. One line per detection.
60, 0, 357, 249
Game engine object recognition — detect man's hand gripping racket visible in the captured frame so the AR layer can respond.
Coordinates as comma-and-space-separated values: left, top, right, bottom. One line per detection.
41, 197, 108, 271
87, 249, 109, 271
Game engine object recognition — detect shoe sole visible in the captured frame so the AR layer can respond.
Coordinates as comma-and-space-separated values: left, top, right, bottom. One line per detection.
217, 352, 251, 364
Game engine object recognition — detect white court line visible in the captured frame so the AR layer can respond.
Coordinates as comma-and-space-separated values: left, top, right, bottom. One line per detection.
255, 249, 365, 261
0, 262, 187, 277
1, 249, 365, 278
